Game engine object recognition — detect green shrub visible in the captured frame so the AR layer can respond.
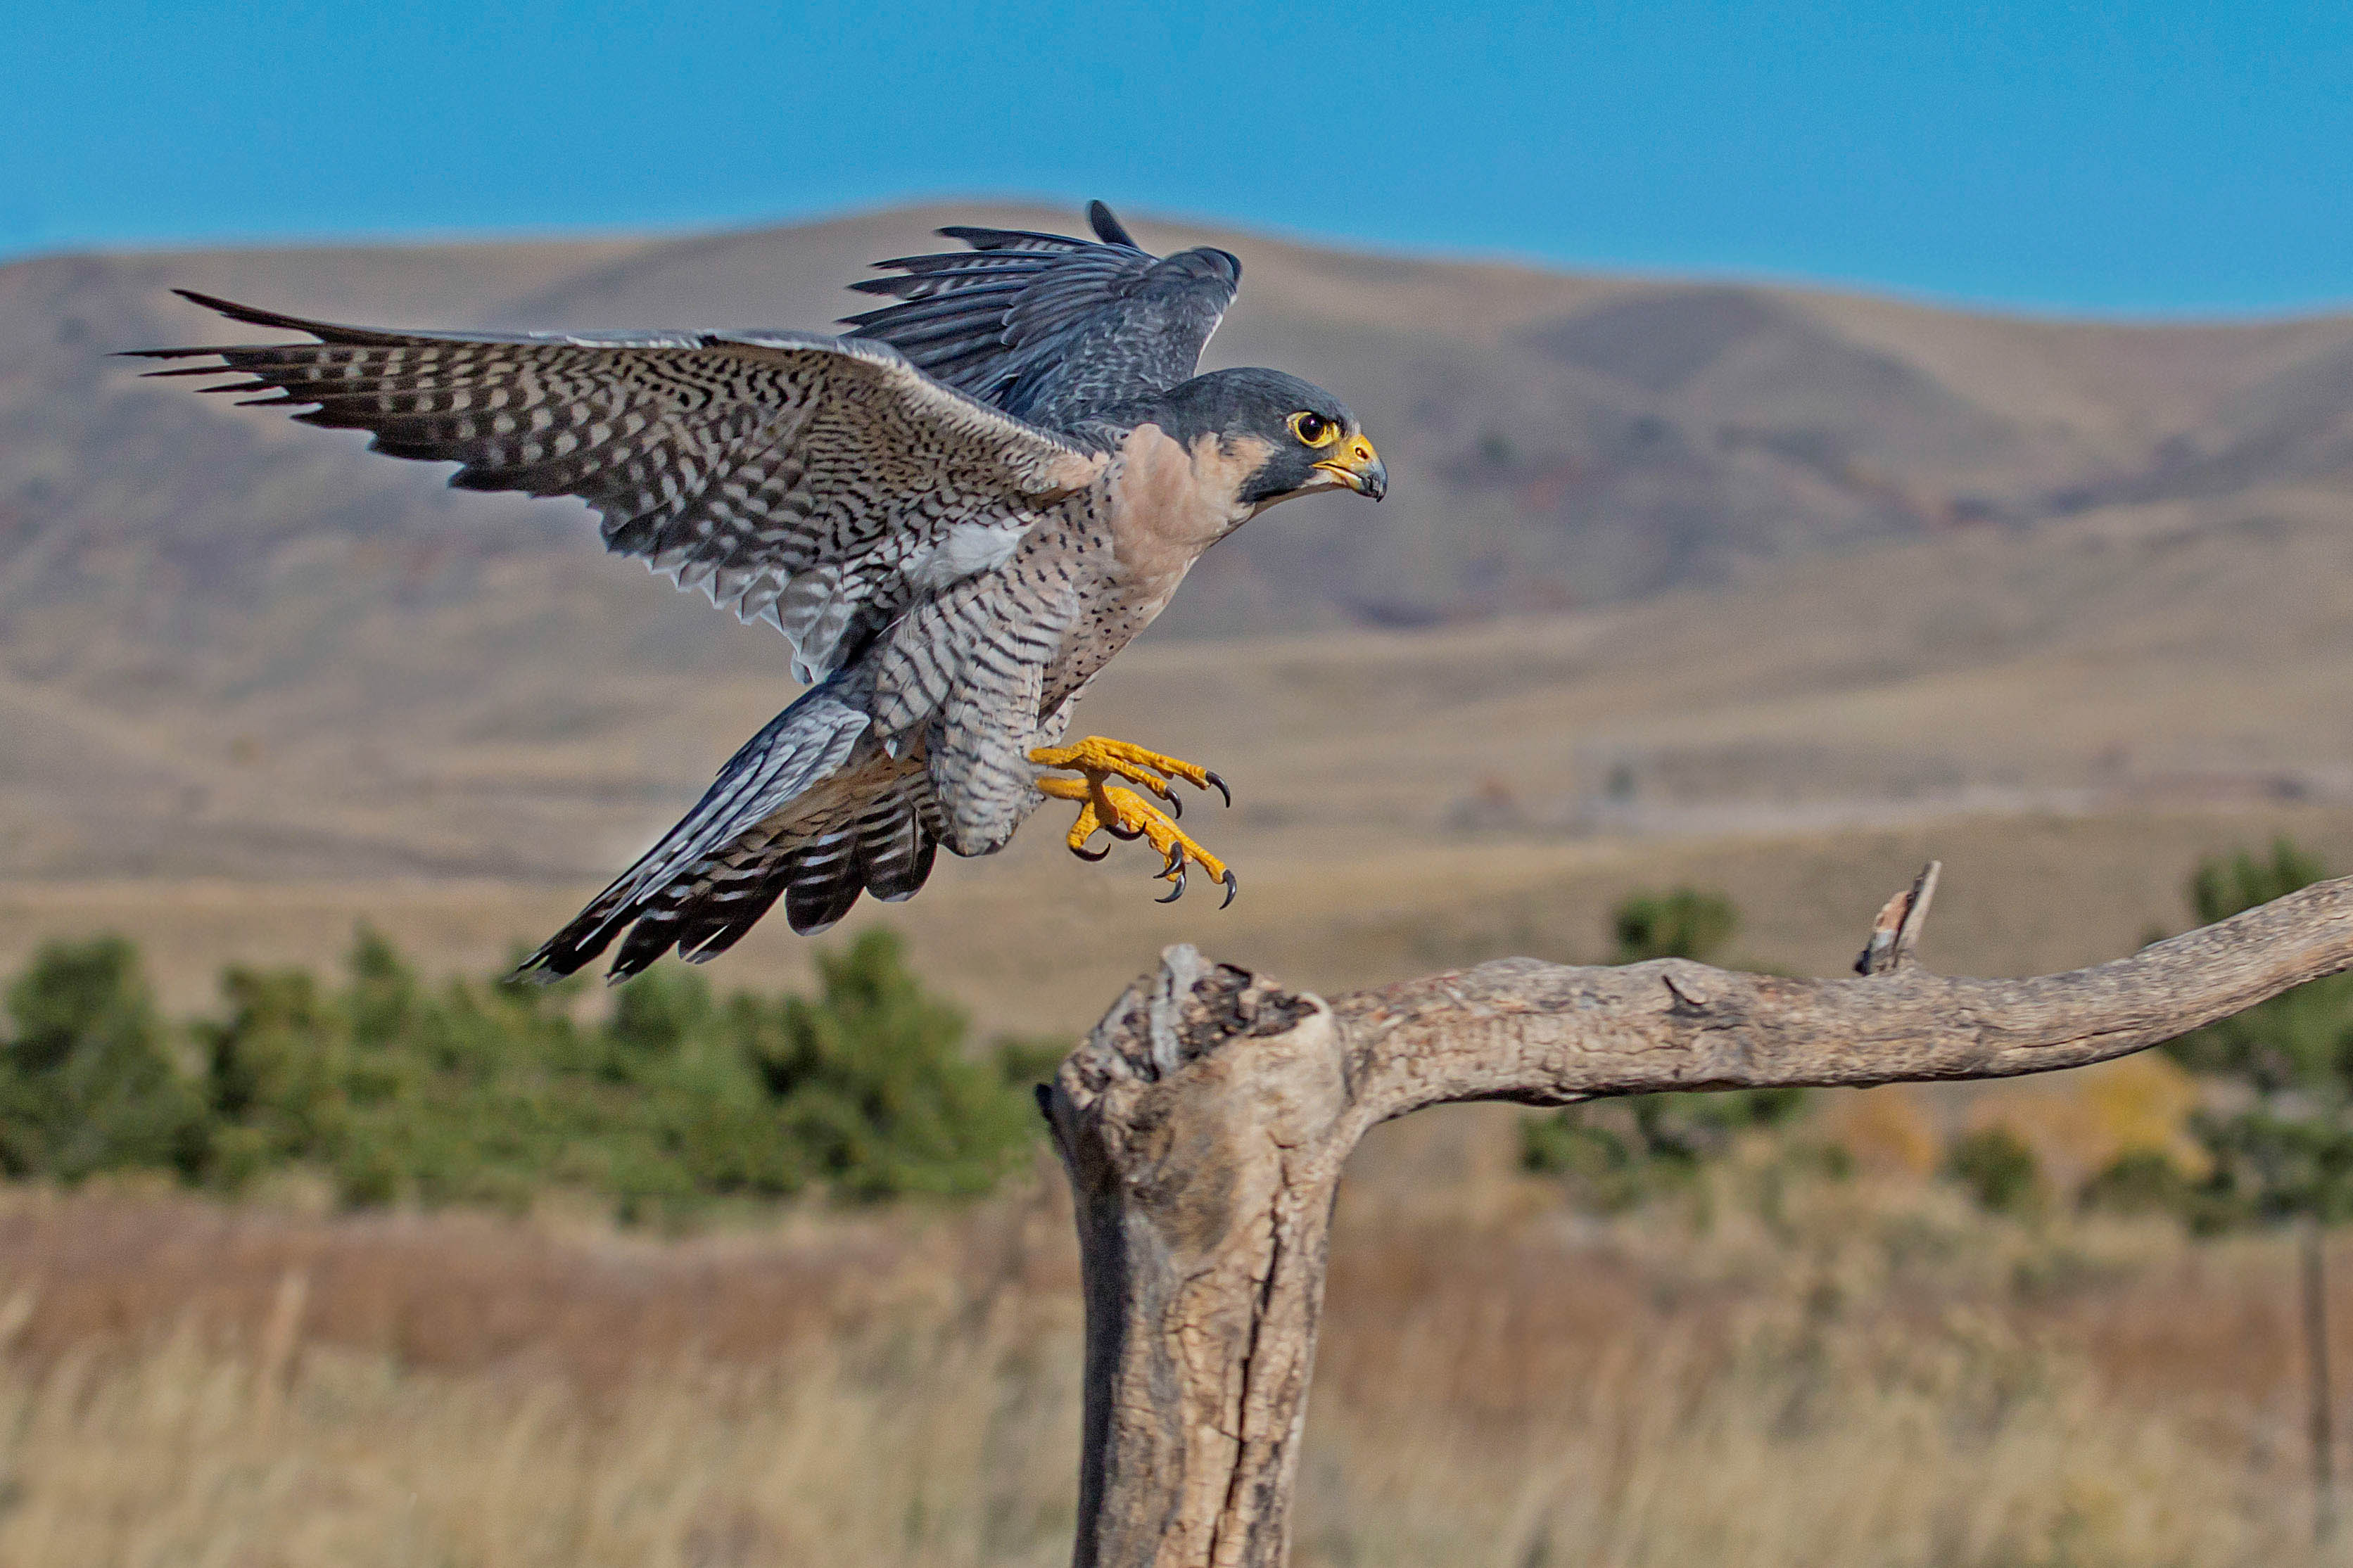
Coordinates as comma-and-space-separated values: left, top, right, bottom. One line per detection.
2165, 841, 2353, 1096
0, 925, 1054, 1218
2159, 839, 2353, 1232
1610, 886, 1738, 965
753, 931, 1039, 1199
2077, 1148, 2194, 1218
1521, 1085, 1809, 1211
1946, 1126, 2045, 1217
0, 937, 208, 1183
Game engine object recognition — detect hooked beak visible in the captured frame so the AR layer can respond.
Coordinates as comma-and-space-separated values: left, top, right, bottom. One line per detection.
1314, 435, 1388, 501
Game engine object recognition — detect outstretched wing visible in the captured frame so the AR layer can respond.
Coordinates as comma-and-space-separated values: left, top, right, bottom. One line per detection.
841, 200, 1240, 430
131, 293, 1107, 683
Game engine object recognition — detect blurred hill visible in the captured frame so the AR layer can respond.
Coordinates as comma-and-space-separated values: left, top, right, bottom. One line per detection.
4, 201, 2353, 981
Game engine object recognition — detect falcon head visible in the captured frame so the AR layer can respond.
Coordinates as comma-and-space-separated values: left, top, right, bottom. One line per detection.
1154, 368, 1388, 508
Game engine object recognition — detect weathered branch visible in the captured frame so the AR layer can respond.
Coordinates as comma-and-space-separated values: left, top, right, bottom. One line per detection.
1040, 868, 2353, 1568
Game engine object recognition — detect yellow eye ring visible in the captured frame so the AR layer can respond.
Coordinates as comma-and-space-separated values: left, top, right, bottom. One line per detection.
1288, 411, 1339, 448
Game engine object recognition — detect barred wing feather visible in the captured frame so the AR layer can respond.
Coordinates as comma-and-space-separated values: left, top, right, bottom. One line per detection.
132, 293, 1106, 684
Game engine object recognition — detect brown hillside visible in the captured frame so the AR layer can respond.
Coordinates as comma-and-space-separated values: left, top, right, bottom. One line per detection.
2, 203, 2350, 984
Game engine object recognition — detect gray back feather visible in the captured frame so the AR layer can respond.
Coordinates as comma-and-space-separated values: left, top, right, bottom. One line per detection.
841, 201, 1240, 432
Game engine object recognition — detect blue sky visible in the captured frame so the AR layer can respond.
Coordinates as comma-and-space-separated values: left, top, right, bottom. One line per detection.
6, 1, 2349, 315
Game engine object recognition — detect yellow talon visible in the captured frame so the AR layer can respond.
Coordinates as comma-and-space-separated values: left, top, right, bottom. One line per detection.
1037, 776, 1115, 860
1027, 736, 1231, 810
1032, 738, 1238, 907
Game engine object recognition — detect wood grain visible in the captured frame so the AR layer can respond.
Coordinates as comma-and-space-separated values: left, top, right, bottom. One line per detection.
1041, 868, 2353, 1567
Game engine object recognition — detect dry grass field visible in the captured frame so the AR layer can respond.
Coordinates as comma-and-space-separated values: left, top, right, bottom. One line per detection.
0, 1156, 2342, 1568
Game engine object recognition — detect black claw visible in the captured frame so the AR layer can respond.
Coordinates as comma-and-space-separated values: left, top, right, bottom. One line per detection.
1219, 869, 1238, 910
1166, 788, 1181, 820
1156, 866, 1188, 904
1104, 815, 1143, 841
1204, 770, 1232, 808
1160, 841, 1184, 877
1070, 838, 1110, 862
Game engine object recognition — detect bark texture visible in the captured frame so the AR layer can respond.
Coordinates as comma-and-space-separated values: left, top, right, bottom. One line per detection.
1038, 869, 2353, 1568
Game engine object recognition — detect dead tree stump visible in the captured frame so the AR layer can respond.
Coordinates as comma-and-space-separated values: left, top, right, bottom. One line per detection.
1036, 865, 2353, 1568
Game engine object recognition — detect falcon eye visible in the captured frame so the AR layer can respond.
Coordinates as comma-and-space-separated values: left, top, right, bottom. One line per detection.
1288, 411, 1338, 448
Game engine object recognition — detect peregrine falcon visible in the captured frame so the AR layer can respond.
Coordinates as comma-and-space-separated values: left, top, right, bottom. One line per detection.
132, 202, 1387, 979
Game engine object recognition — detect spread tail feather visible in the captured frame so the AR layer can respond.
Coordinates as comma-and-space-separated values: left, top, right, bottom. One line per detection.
512, 688, 896, 982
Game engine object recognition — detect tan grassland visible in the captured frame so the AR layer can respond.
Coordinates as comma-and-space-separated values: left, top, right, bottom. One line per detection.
0, 1157, 2343, 1568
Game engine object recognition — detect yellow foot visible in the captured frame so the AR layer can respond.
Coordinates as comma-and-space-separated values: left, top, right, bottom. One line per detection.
1027, 736, 1231, 813
1031, 737, 1237, 907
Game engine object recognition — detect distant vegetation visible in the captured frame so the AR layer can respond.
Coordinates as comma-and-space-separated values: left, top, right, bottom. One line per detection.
1526, 855, 2353, 1230
2024, 836, 2353, 1232
10, 845, 2342, 1230
0, 928, 1055, 1220
2138, 838, 2353, 1546
1946, 1125, 2048, 1218
2153, 839, 2353, 1231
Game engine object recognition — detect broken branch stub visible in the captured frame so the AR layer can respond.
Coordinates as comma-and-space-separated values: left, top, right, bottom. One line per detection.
1856, 858, 1940, 975
1041, 868, 2353, 1568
